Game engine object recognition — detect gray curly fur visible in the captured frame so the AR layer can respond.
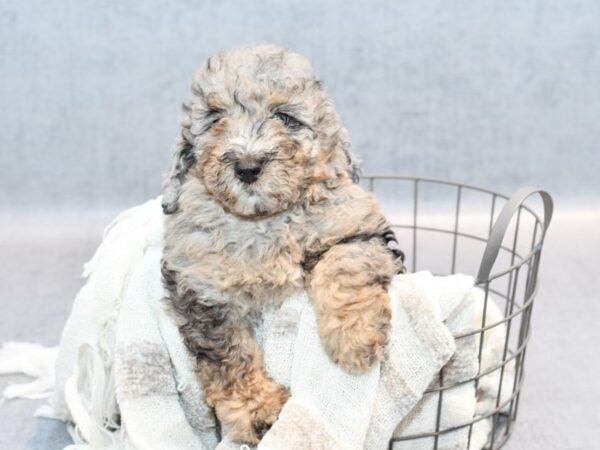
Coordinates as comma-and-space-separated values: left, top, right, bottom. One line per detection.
161, 44, 404, 445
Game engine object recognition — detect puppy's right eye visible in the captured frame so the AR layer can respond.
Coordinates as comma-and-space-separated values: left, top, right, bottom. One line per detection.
219, 151, 235, 163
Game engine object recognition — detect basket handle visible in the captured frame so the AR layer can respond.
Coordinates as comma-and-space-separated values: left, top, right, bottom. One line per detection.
476, 187, 553, 284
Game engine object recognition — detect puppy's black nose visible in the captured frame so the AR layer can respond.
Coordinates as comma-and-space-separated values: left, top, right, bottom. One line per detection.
234, 161, 263, 184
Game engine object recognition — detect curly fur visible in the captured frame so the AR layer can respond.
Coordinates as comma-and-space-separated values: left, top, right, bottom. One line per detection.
161, 44, 404, 444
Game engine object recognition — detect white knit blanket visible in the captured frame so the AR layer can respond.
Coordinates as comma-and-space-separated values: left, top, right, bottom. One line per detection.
0, 197, 514, 450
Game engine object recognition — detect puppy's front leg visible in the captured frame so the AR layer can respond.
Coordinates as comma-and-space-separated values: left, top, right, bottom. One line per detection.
308, 239, 398, 374
164, 271, 288, 444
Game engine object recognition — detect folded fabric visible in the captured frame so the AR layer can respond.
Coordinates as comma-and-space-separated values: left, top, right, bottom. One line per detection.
391, 283, 513, 450
0, 197, 512, 450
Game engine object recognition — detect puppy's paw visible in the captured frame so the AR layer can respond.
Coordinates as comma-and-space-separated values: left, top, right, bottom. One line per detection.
216, 379, 289, 445
321, 289, 392, 374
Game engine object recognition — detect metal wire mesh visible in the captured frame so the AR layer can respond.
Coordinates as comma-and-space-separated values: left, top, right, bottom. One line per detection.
360, 176, 553, 450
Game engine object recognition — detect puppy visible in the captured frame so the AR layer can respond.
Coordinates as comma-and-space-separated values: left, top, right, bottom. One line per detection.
161, 44, 404, 444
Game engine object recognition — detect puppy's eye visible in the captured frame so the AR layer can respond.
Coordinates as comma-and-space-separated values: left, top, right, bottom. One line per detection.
273, 112, 303, 130
219, 151, 235, 163
207, 110, 223, 126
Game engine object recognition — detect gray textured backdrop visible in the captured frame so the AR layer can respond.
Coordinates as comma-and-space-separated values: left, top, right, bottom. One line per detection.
1, 0, 599, 211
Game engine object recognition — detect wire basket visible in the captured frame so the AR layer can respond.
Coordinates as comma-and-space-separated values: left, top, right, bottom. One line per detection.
360, 176, 553, 450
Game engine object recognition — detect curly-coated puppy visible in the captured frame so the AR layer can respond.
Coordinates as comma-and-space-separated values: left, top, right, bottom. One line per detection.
161, 44, 405, 444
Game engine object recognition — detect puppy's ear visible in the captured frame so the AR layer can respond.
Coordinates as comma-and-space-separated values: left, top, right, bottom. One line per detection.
329, 126, 361, 184
338, 134, 361, 183
316, 94, 361, 184
161, 131, 196, 214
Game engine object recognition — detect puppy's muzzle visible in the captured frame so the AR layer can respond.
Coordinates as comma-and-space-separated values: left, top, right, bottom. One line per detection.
234, 161, 264, 184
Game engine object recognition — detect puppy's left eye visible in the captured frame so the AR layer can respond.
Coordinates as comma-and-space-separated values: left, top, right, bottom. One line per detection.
207, 110, 223, 126
273, 112, 303, 130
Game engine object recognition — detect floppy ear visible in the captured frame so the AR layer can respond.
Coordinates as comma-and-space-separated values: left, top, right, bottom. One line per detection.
338, 133, 361, 183
316, 94, 361, 184
329, 126, 361, 184
161, 131, 196, 214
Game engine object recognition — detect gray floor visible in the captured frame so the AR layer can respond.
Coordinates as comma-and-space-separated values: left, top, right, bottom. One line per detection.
0, 208, 598, 449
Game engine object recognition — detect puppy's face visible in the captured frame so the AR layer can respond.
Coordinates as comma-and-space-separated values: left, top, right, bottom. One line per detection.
176, 45, 353, 218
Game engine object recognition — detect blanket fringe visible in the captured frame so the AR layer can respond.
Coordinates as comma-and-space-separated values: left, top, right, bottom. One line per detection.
0, 342, 57, 400
63, 343, 120, 447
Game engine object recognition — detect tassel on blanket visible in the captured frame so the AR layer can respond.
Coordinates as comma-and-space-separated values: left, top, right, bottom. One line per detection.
63, 343, 120, 447
0, 342, 57, 400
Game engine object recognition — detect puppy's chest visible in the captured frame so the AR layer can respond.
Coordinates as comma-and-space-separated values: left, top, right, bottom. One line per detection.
197, 218, 306, 300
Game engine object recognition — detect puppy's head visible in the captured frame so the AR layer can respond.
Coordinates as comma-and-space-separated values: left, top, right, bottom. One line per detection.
162, 44, 358, 218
